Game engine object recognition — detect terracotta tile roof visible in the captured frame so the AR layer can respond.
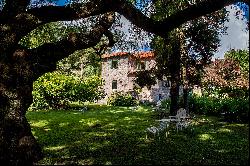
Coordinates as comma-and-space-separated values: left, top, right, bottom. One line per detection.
133, 51, 155, 59
101, 51, 155, 59
101, 52, 129, 58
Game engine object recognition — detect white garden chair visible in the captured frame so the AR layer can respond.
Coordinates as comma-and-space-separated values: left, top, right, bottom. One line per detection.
152, 100, 162, 112
168, 108, 191, 132
146, 120, 170, 139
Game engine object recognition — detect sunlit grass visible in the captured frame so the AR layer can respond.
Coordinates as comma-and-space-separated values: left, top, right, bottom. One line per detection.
30, 120, 49, 127
217, 128, 232, 133
198, 134, 213, 141
26, 105, 249, 165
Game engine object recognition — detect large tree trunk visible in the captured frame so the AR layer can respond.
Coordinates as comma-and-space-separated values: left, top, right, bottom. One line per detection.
183, 86, 189, 114
0, 57, 43, 165
0, 11, 114, 164
169, 34, 181, 116
170, 77, 180, 115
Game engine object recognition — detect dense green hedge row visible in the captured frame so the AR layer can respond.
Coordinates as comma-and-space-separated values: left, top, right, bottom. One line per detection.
31, 72, 104, 109
189, 95, 249, 123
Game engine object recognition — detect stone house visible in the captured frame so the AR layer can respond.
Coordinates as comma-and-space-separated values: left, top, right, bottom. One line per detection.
100, 51, 182, 104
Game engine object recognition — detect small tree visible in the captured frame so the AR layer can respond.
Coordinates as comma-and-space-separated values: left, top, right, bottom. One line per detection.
202, 58, 249, 98
224, 49, 249, 79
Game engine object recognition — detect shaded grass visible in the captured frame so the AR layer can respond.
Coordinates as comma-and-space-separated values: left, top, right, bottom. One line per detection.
26, 105, 249, 165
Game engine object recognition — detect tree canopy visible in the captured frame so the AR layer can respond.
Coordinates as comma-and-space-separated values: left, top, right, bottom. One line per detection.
224, 49, 249, 78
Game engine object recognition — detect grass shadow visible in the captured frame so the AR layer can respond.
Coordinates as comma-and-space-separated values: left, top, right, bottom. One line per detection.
26, 105, 249, 165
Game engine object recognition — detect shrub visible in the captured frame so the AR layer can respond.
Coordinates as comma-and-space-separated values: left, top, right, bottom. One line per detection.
107, 92, 137, 106
189, 94, 249, 123
139, 100, 155, 106
159, 98, 171, 111
189, 95, 218, 115
203, 86, 249, 99
221, 97, 249, 123
31, 72, 104, 109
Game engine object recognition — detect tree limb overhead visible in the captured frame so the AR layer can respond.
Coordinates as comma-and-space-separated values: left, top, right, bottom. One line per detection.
26, 0, 249, 37
2, 0, 30, 18
29, 12, 115, 78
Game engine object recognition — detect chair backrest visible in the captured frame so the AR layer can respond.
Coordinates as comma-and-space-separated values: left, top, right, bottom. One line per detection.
158, 121, 168, 131
156, 100, 162, 107
176, 108, 187, 118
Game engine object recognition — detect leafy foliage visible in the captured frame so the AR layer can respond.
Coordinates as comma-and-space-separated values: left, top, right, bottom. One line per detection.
134, 70, 157, 89
56, 48, 102, 77
31, 72, 104, 109
150, 0, 229, 89
107, 92, 138, 106
189, 95, 249, 123
202, 58, 249, 98
192, 55, 249, 123
152, 11, 227, 86
20, 21, 87, 48
224, 49, 249, 78
149, 1, 228, 114
20, 20, 106, 78
158, 98, 171, 111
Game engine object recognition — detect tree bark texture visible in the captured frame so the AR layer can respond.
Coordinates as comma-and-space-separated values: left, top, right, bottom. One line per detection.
0, 11, 114, 165
169, 37, 181, 115
183, 87, 189, 113
0, 54, 42, 165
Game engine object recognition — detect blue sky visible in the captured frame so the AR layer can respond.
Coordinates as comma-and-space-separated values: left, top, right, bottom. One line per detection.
54, 0, 68, 6
237, 3, 249, 20
29, 0, 69, 6
213, 5, 249, 59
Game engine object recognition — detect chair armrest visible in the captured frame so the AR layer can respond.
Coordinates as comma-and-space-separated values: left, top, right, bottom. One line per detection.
156, 119, 171, 122
180, 116, 191, 120
168, 117, 178, 122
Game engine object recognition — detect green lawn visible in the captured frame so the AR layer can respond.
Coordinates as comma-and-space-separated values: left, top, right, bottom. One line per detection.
26, 105, 249, 165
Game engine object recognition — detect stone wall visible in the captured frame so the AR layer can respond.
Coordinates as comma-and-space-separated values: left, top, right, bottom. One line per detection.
101, 55, 131, 99
100, 54, 183, 104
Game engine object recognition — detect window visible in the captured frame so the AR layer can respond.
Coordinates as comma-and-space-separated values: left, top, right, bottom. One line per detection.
136, 61, 146, 70
111, 60, 118, 69
159, 94, 162, 100
112, 80, 117, 89
141, 61, 146, 70
163, 80, 170, 87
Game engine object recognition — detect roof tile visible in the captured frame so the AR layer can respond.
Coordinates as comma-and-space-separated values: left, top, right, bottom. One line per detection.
102, 51, 155, 59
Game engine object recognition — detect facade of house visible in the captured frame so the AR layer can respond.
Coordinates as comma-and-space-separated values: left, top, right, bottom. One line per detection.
100, 51, 182, 104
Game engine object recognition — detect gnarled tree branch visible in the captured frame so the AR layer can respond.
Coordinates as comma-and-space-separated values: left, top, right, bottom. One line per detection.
27, 0, 249, 38
0, 0, 248, 60
29, 12, 115, 78
2, 0, 30, 18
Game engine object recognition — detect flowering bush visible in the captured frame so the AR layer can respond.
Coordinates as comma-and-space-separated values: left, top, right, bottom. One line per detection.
202, 58, 249, 98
